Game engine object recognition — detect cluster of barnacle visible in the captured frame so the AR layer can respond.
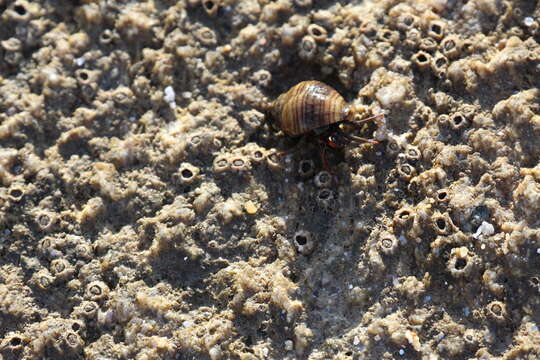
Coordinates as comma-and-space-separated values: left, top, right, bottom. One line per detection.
1, 0, 540, 358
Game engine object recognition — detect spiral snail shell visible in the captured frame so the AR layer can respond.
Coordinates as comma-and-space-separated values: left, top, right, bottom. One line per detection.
263, 80, 380, 152
268, 80, 351, 136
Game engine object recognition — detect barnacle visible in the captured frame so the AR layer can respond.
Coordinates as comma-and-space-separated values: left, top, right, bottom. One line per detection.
293, 230, 315, 255
378, 231, 399, 255
86, 281, 110, 301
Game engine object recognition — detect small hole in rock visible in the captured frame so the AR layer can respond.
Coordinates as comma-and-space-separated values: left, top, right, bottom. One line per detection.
72, 322, 81, 331
438, 191, 447, 200
79, 71, 89, 81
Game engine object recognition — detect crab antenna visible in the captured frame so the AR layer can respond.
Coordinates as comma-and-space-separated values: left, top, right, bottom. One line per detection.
350, 113, 385, 126
344, 132, 379, 145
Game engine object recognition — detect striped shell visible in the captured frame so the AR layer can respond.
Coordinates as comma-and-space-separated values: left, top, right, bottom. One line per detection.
269, 81, 349, 136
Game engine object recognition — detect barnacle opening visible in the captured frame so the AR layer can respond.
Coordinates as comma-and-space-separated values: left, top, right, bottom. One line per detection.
38, 214, 50, 227
298, 159, 315, 177
314, 171, 332, 187
9, 187, 24, 201
435, 217, 447, 231
317, 188, 332, 200
10, 336, 22, 347
295, 233, 307, 245
437, 190, 448, 202
252, 150, 264, 160
181, 168, 193, 179
454, 257, 467, 270
14, 4, 26, 16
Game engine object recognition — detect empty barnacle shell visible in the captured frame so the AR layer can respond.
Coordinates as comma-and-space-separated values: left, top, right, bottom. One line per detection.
8, 184, 24, 202
249, 148, 266, 163
1, 333, 26, 352
307, 24, 327, 42
298, 159, 315, 178
436, 188, 450, 203
431, 212, 455, 235
394, 207, 414, 227
176, 162, 200, 184
450, 112, 468, 130
447, 247, 474, 278
412, 51, 431, 69
202, 0, 220, 16
293, 230, 315, 255
428, 20, 446, 40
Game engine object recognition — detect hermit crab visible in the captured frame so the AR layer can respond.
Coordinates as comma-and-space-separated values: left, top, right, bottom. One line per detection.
262, 80, 382, 167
